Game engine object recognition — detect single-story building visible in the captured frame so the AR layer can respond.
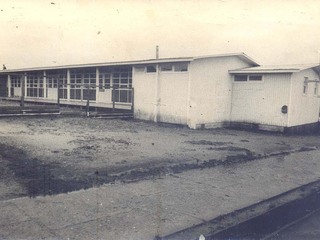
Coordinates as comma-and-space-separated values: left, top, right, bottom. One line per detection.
0, 53, 319, 133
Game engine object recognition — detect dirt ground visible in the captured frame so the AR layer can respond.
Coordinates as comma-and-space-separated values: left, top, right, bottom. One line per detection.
0, 115, 320, 201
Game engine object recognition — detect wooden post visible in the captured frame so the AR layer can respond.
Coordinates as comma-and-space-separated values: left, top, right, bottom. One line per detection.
20, 74, 25, 107
86, 84, 90, 117
131, 87, 134, 113
57, 75, 60, 107
112, 87, 115, 112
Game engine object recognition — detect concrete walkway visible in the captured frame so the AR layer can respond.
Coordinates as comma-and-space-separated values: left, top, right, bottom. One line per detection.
1, 150, 320, 240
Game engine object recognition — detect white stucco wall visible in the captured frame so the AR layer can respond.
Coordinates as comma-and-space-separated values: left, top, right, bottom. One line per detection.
96, 90, 112, 103
47, 88, 58, 100
158, 71, 189, 124
230, 73, 291, 127
188, 56, 252, 129
133, 68, 158, 121
288, 69, 320, 127
12, 87, 22, 97
133, 65, 189, 124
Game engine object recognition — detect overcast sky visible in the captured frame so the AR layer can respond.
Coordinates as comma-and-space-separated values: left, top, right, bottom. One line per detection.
0, 0, 319, 69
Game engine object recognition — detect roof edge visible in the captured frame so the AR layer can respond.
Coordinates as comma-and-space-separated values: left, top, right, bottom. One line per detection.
0, 53, 259, 74
229, 63, 320, 74
0, 57, 194, 74
193, 52, 259, 66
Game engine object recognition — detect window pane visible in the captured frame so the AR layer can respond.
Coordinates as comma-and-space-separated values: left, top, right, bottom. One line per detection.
146, 65, 157, 73
234, 75, 248, 81
174, 63, 188, 72
249, 75, 262, 81
135, 66, 145, 72
160, 64, 173, 71
120, 90, 128, 102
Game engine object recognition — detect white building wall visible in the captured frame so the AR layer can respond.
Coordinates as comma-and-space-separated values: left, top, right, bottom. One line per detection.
96, 90, 112, 103
133, 66, 189, 124
188, 56, 252, 129
288, 69, 320, 127
13, 87, 22, 97
47, 89, 58, 100
230, 74, 291, 127
158, 72, 189, 124
133, 68, 158, 121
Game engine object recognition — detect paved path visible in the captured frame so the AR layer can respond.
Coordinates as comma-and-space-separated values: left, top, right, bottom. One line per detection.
1, 150, 320, 240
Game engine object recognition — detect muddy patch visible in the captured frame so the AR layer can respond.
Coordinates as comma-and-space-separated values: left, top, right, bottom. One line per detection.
186, 140, 233, 146
0, 141, 255, 199
0, 141, 318, 200
0, 143, 103, 198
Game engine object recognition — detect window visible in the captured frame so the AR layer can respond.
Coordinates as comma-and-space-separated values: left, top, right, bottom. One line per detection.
314, 82, 318, 95
26, 72, 44, 98
134, 66, 145, 72
146, 65, 157, 73
160, 64, 173, 72
10, 76, 22, 87
234, 75, 248, 82
249, 75, 262, 81
99, 68, 111, 92
70, 68, 96, 100
234, 74, 262, 82
174, 63, 188, 72
46, 71, 67, 99
98, 67, 132, 103
112, 67, 132, 103
303, 77, 308, 94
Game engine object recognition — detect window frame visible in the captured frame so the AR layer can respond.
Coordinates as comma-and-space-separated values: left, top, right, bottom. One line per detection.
173, 63, 188, 72
160, 63, 173, 72
234, 74, 263, 83
146, 65, 157, 73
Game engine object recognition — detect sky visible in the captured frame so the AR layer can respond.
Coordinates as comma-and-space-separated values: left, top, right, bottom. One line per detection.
0, 0, 320, 69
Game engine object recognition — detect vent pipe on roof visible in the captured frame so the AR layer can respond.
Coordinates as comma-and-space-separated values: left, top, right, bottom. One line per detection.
156, 45, 159, 59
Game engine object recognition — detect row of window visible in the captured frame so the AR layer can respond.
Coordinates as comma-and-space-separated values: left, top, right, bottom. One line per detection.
9, 68, 133, 103
135, 63, 189, 73
234, 75, 263, 82
10, 69, 132, 88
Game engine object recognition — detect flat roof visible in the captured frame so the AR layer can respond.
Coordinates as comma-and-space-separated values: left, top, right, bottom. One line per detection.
0, 53, 258, 74
229, 64, 320, 74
